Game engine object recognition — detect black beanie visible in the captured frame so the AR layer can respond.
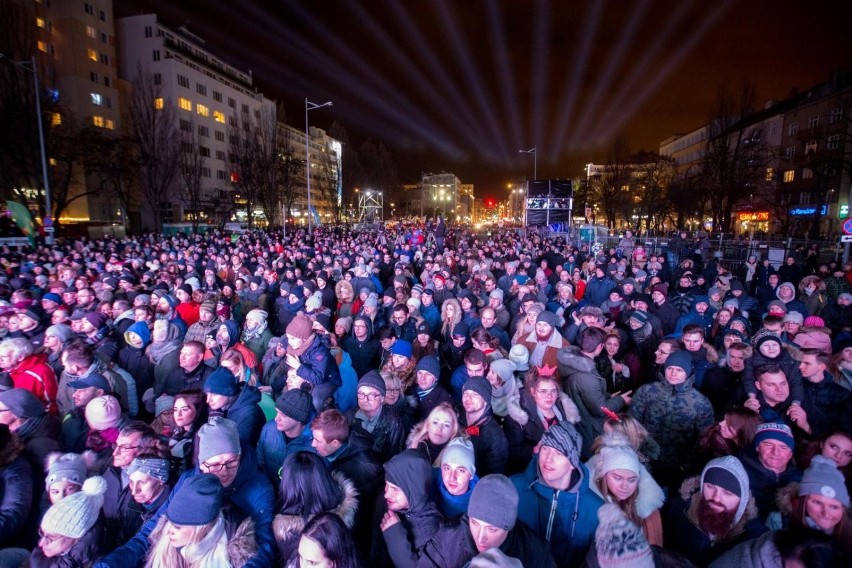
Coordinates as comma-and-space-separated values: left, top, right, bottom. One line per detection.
275, 387, 313, 424
166, 473, 223, 525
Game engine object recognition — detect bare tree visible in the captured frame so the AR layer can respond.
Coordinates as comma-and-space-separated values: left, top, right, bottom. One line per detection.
178, 119, 206, 233
82, 129, 141, 234
633, 151, 676, 233
665, 166, 706, 231
701, 83, 775, 233
589, 138, 633, 229
277, 122, 303, 223
130, 65, 180, 233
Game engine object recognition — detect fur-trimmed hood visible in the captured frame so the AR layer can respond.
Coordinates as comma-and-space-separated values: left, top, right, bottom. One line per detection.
774, 481, 800, 517
586, 455, 664, 519
679, 475, 760, 542
700, 342, 720, 364
511, 383, 581, 427
273, 471, 359, 544
798, 275, 826, 294
228, 517, 258, 568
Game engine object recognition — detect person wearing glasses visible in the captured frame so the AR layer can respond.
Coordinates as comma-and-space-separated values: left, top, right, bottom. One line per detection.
95, 417, 276, 568
346, 371, 406, 463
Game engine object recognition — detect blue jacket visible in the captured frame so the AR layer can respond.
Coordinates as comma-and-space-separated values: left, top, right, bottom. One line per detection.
256, 420, 315, 487
295, 334, 341, 387
333, 350, 358, 414
584, 275, 615, 308
420, 303, 441, 337
511, 457, 603, 568
225, 383, 265, 445
94, 442, 275, 568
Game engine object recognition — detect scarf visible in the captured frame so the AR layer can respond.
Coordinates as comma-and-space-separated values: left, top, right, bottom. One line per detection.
242, 320, 268, 342
147, 338, 181, 365
86, 426, 120, 453
180, 514, 232, 568
287, 334, 315, 358
65, 361, 99, 382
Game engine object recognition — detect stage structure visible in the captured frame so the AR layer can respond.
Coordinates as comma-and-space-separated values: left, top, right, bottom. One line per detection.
357, 190, 384, 224
525, 180, 574, 231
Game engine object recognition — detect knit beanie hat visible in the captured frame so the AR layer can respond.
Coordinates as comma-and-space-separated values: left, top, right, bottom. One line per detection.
754, 422, 795, 451
508, 344, 530, 371
45, 453, 87, 489
246, 309, 268, 324
286, 314, 314, 340
391, 339, 413, 358
489, 359, 516, 385
335, 316, 353, 333
364, 294, 378, 309
629, 310, 648, 325
452, 322, 470, 338
85, 395, 122, 431
441, 437, 476, 477
358, 370, 387, 397
469, 548, 523, 568
45, 323, 73, 343
793, 328, 832, 355
462, 376, 492, 406
203, 367, 238, 397
536, 310, 557, 328
700, 455, 750, 524
468, 474, 518, 530
84, 311, 107, 329
415, 355, 440, 381
540, 421, 582, 468
199, 300, 216, 315
155, 395, 175, 418
19, 305, 44, 323
0, 388, 45, 419
42, 292, 62, 304
275, 387, 313, 424
197, 417, 242, 463
663, 350, 693, 376
166, 473, 223, 526
594, 503, 654, 568
127, 456, 171, 483
783, 311, 804, 324
799, 455, 850, 507
596, 432, 642, 477
40, 476, 107, 539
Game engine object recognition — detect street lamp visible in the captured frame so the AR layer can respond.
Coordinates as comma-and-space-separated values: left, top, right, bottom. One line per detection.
305, 98, 332, 233
1, 54, 52, 244
519, 147, 537, 180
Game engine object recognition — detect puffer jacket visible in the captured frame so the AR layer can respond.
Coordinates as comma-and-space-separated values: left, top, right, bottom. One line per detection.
346, 404, 406, 463
10, 353, 58, 415
256, 421, 314, 487
503, 385, 581, 474
629, 374, 714, 470
0, 436, 34, 549
294, 334, 341, 387
224, 383, 265, 445
511, 457, 603, 568
558, 346, 627, 459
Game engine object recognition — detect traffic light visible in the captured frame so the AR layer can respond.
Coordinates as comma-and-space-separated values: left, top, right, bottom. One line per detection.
485, 198, 496, 209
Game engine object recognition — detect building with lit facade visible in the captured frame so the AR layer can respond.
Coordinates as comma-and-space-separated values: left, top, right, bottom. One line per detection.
281, 124, 342, 225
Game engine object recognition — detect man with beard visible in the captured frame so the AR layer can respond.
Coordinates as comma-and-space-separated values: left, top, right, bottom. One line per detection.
184, 300, 221, 344
520, 310, 569, 372
153, 294, 187, 340
665, 456, 767, 566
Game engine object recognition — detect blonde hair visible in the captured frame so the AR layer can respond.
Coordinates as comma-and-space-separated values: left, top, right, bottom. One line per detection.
595, 414, 651, 455
407, 403, 461, 464
145, 514, 226, 568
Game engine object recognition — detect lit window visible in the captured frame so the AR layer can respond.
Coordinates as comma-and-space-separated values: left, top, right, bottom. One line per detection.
86, 26, 96, 38
154, 98, 164, 110
51, 113, 62, 126
38, 40, 47, 52
213, 111, 225, 124
92, 115, 104, 128
36, 17, 45, 28
49, 158, 56, 166
91, 93, 103, 106
783, 170, 795, 183
196, 104, 209, 117
178, 97, 192, 111
764, 167, 773, 181
87, 48, 98, 61
105, 119, 114, 130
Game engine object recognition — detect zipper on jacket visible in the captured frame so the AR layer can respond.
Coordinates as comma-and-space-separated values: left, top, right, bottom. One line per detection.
545, 490, 559, 541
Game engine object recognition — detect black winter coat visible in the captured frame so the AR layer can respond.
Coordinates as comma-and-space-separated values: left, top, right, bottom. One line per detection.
0, 438, 34, 550
117, 345, 155, 400
342, 336, 381, 379
459, 410, 508, 476
346, 406, 406, 463
224, 383, 265, 445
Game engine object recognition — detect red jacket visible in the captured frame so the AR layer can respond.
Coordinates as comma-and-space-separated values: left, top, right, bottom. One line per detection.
11, 353, 58, 415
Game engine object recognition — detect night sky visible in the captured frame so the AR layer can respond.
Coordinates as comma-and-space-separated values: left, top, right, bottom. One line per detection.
116, 0, 852, 199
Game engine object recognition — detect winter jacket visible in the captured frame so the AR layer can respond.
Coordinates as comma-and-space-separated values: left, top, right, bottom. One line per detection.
801, 371, 852, 438
243, 328, 273, 366
16, 413, 60, 485
708, 530, 785, 568
416, 514, 556, 568
430, 468, 477, 519
172, 360, 214, 392
0, 436, 33, 549
224, 383, 266, 445
342, 335, 381, 380
739, 445, 802, 520
521, 329, 569, 377
821, 301, 852, 335
558, 346, 628, 459
294, 334, 342, 387
379, 450, 443, 567
10, 353, 58, 415
629, 374, 714, 471
669, 286, 696, 316
686, 344, 719, 390
273, 471, 358, 564
585, 274, 616, 308
511, 457, 603, 567
256, 421, 314, 487
101, 465, 169, 553
346, 405, 406, 463
741, 344, 804, 403
184, 315, 222, 345
332, 350, 359, 414
664, 475, 768, 567
459, 409, 508, 476
503, 385, 581, 474
29, 523, 105, 568
650, 300, 681, 336
117, 324, 155, 401
60, 407, 88, 453
94, 441, 275, 568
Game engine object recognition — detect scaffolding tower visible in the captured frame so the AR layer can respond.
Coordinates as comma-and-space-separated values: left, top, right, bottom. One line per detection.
358, 190, 384, 224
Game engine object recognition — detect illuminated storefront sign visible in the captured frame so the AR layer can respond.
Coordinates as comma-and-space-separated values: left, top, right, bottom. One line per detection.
737, 211, 769, 221
789, 205, 827, 216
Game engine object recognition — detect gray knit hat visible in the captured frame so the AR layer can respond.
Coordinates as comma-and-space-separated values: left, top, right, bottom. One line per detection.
536, 310, 557, 329
40, 476, 107, 538
45, 323, 73, 343
539, 421, 582, 468
799, 455, 850, 507
45, 452, 87, 489
700, 456, 750, 524
0, 388, 45, 419
197, 417, 242, 464
358, 370, 386, 397
468, 474, 518, 530
441, 437, 476, 477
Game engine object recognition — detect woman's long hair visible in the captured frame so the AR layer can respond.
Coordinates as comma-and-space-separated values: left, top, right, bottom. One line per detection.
278, 451, 344, 522
596, 475, 642, 527
440, 299, 462, 339
407, 402, 461, 464
300, 512, 363, 568
145, 514, 227, 568
790, 494, 852, 552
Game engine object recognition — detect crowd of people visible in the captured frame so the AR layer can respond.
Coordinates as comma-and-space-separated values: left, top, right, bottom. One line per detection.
0, 220, 849, 567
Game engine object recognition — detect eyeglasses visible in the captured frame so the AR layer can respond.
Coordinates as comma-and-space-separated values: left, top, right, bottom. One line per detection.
114, 444, 140, 454
357, 392, 383, 402
386, 388, 401, 394
38, 530, 62, 544
201, 457, 240, 472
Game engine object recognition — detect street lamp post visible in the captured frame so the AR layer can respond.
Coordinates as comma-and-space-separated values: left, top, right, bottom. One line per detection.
519, 147, 537, 180
1, 54, 53, 244
305, 98, 332, 234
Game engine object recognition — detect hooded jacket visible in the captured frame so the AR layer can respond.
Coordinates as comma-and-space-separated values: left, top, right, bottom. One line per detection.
0, 435, 33, 549
739, 445, 803, 519
380, 450, 443, 567
294, 334, 342, 387
94, 441, 275, 568
558, 346, 627, 459
256, 421, 314, 487
511, 456, 603, 567
777, 281, 810, 316
10, 353, 58, 415
224, 383, 265, 445
117, 321, 155, 398
629, 373, 714, 470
